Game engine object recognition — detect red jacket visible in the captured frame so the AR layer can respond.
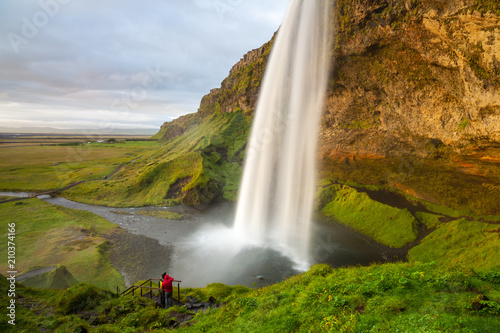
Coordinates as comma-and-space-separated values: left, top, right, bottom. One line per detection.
162, 275, 174, 293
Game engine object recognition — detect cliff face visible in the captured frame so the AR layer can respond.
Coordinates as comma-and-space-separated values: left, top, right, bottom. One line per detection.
199, 35, 275, 116
318, 0, 500, 214
321, 0, 500, 156
154, 0, 500, 214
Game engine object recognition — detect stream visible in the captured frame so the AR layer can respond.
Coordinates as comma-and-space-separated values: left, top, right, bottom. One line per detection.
1, 192, 385, 288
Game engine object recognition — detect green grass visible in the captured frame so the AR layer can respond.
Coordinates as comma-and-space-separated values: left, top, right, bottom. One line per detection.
0, 143, 156, 192
0, 199, 124, 291
182, 283, 251, 304
414, 211, 444, 229
408, 219, 500, 271
136, 210, 184, 220
4, 262, 499, 332
421, 200, 500, 222
94, 141, 161, 148
179, 262, 500, 333
320, 185, 418, 248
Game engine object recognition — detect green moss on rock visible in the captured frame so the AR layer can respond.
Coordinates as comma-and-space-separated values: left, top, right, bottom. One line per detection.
320, 185, 418, 248
408, 219, 500, 270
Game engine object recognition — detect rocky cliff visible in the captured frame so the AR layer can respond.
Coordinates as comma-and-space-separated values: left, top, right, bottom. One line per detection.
319, 0, 500, 214
154, 0, 499, 214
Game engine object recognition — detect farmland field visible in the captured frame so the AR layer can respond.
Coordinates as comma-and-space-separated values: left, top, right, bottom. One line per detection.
0, 134, 160, 192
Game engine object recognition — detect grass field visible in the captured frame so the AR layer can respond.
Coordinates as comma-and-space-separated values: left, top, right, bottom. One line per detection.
316, 182, 500, 272
0, 198, 124, 291
0, 134, 152, 146
0, 140, 159, 192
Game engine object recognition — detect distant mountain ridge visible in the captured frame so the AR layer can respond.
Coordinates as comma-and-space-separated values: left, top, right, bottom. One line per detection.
0, 126, 157, 135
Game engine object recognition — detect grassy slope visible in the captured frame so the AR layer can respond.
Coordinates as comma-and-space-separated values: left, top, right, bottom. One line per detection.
64, 111, 250, 207
0, 199, 124, 291
2, 262, 499, 332
182, 263, 500, 333
319, 185, 418, 248
408, 219, 500, 270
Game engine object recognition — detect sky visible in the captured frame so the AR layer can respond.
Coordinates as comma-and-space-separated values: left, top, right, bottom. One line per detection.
0, 0, 289, 132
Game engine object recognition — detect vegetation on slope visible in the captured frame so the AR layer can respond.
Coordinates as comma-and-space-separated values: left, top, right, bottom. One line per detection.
316, 180, 499, 264
408, 219, 500, 270
3, 262, 499, 332
0, 199, 124, 291
64, 111, 250, 207
319, 184, 418, 248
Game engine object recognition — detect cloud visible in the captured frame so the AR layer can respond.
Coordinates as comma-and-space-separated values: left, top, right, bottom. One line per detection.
0, 0, 288, 131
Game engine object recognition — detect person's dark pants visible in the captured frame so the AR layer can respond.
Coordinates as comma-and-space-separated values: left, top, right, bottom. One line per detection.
166, 291, 173, 308
161, 290, 166, 307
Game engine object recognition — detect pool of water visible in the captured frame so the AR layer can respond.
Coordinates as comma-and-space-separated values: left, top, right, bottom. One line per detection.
3, 193, 385, 288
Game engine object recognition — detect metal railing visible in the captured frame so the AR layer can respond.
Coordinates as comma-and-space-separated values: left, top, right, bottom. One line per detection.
118, 278, 182, 302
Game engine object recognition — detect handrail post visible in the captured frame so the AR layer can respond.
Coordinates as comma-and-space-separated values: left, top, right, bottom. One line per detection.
177, 282, 180, 301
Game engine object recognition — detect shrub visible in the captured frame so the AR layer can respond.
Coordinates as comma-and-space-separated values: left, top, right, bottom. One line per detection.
57, 283, 113, 315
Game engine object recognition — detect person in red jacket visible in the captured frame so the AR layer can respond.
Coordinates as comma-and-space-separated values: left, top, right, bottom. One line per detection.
161, 272, 174, 308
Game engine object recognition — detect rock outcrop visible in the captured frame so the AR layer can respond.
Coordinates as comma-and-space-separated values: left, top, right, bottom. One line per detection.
229, 44, 268, 75
320, 0, 500, 157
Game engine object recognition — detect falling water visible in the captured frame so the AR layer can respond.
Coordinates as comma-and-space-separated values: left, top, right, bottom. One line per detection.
233, 0, 332, 268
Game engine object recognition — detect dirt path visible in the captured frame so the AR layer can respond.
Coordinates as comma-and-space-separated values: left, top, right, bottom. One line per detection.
17, 266, 57, 282
0, 159, 138, 204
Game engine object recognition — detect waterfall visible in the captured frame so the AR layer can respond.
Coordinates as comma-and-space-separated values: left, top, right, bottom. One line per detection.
233, 0, 332, 268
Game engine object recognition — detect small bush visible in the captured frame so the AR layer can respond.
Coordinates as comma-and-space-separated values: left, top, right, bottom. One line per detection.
57, 283, 113, 315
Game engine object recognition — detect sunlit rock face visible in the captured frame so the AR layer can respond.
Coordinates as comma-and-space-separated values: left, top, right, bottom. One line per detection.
320, 1, 500, 157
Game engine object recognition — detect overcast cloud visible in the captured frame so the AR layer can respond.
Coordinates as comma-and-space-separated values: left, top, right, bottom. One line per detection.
0, 0, 289, 132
